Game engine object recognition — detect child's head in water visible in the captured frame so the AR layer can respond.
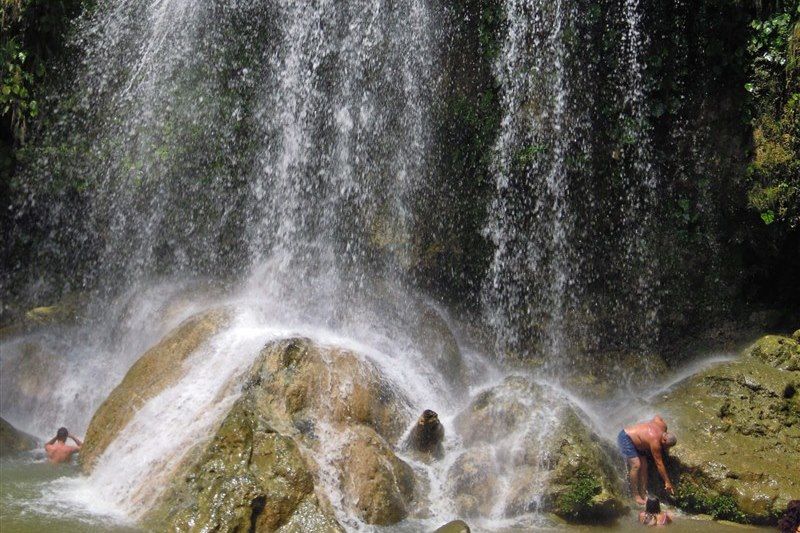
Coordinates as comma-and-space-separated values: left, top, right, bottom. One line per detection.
645, 497, 661, 515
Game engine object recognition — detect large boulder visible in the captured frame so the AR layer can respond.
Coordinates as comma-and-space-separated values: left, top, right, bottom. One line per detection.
653, 332, 800, 524
450, 376, 625, 523
0, 417, 38, 456
339, 425, 416, 525
81, 309, 231, 471
144, 338, 417, 531
145, 395, 342, 532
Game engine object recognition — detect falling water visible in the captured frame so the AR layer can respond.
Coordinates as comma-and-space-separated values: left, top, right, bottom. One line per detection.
483, 0, 588, 361
483, 0, 661, 364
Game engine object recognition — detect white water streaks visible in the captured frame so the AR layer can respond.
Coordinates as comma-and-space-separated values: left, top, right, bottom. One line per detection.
247, 0, 440, 295
483, 0, 585, 362
0, 281, 220, 440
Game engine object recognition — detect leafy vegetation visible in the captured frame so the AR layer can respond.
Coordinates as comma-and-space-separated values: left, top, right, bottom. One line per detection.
556, 470, 602, 520
675, 482, 748, 523
746, 5, 800, 228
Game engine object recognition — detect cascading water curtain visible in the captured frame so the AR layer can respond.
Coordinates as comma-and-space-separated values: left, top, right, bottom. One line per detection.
483, 0, 661, 366
16, 0, 442, 311
483, 0, 588, 362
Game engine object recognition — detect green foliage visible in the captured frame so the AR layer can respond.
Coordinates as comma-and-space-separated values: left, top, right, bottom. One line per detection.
1, 0, 86, 143
556, 470, 601, 520
675, 482, 748, 523
745, 6, 800, 227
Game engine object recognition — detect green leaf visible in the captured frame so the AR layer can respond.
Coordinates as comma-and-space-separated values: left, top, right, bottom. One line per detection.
760, 210, 775, 225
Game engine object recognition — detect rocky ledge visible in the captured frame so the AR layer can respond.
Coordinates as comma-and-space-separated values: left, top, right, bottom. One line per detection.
651, 330, 800, 524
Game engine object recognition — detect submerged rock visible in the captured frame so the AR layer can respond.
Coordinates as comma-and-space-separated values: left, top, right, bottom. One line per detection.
0, 417, 37, 456
140, 337, 417, 531
433, 519, 471, 533
81, 308, 231, 471
653, 332, 800, 524
451, 376, 625, 523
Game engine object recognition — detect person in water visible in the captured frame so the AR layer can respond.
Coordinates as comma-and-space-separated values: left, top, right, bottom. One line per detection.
639, 497, 672, 526
617, 415, 677, 504
44, 427, 82, 464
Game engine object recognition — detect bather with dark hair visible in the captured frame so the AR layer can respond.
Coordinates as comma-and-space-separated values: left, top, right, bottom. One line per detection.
44, 427, 82, 464
639, 497, 672, 526
778, 500, 800, 533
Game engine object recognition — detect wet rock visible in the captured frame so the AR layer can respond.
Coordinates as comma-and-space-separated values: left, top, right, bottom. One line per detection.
405, 409, 445, 460
0, 293, 88, 340
453, 376, 625, 522
249, 338, 412, 443
744, 333, 800, 371
536, 409, 625, 522
415, 306, 468, 393
455, 375, 545, 445
145, 395, 342, 532
145, 337, 416, 530
0, 417, 37, 456
653, 333, 800, 524
81, 308, 231, 471
339, 425, 415, 525
433, 519, 471, 533
446, 448, 498, 517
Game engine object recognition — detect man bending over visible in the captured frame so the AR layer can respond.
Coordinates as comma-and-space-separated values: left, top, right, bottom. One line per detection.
617, 415, 677, 504
45, 427, 82, 464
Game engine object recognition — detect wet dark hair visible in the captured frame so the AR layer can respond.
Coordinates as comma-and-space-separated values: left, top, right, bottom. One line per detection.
56, 427, 69, 440
645, 497, 661, 514
778, 500, 800, 533
422, 409, 438, 420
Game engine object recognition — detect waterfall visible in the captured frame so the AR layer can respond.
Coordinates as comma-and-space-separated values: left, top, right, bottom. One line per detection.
483, 0, 585, 362
483, 0, 661, 363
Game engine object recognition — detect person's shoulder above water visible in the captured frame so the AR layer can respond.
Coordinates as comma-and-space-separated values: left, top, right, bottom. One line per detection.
44, 427, 83, 464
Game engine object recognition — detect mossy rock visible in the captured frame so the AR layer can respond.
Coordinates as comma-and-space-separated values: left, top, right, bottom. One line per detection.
433, 520, 471, 533
744, 333, 800, 371
0, 417, 38, 456
652, 333, 800, 524
453, 376, 625, 523
81, 309, 230, 471
540, 409, 625, 523
145, 395, 342, 532
145, 337, 417, 530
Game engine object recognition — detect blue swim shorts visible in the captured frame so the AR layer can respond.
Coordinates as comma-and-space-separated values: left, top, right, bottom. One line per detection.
617, 429, 641, 459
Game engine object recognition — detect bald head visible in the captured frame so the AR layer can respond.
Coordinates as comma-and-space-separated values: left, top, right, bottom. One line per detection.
662, 432, 677, 448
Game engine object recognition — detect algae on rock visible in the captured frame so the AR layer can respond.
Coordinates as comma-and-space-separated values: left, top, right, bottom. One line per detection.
653, 332, 800, 524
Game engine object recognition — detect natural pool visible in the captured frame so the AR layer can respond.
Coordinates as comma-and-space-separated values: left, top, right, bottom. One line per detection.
1, 455, 771, 533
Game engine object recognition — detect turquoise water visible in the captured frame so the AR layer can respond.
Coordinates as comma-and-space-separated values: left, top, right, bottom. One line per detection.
0, 455, 771, 533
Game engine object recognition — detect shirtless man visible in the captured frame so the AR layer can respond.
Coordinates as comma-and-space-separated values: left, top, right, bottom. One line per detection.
617, 415, 677, 504
44, 427, 82, 464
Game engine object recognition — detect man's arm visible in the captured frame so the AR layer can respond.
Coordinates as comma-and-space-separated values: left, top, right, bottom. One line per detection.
68, 433, 83, 448
650, 442, 674, 495
45, 435, 58, 448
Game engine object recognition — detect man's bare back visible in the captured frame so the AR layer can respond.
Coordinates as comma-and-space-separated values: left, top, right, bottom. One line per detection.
618, 415, 677, 504
625, 415, 668, 454
44, 427, 82, 464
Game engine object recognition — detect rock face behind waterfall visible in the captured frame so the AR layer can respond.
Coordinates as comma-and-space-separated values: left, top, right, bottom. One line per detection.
142, 337, 417, 531
449, 376, 625, 522
0, 417, 37, 456
653, 332, 800, 524
81, 309, 231, 471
